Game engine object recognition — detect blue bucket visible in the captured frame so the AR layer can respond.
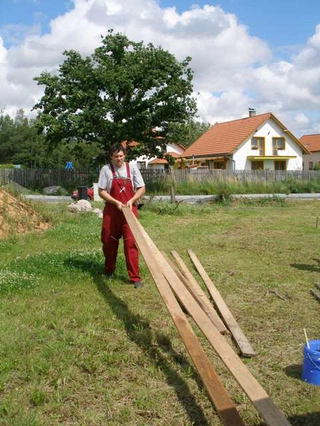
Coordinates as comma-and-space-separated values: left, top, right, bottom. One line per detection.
302, 339, 320, 386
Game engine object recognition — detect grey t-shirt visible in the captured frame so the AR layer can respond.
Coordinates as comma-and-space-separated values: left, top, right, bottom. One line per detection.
98, 162, 145, 193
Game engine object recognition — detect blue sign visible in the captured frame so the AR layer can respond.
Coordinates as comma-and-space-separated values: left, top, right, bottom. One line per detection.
65, 161, 73, 170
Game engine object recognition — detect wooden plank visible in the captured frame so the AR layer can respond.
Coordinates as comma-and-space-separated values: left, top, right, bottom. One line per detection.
163, 251, 228, 334
122, 208, 291, 426
310, 289, 320, 302
121, 209, 244, 425
188, 249, 256, 358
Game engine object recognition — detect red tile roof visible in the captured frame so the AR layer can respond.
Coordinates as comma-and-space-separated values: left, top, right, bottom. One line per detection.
300, 134, 320, 152
149, 158, 168, 165
148, 151, 182, 165
183, 112, 308, 158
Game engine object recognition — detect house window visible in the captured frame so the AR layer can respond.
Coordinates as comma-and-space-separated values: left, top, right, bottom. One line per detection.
214, 161, 224, 169
274, 160, 286, 171
309, 162, 313, 170
251, 137, 265, 155
251, 161, 264, 170
137, 161, 146, 170
273, 137, 285, 155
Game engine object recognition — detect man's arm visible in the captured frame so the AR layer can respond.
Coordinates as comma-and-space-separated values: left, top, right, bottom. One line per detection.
98, 188, 124, 210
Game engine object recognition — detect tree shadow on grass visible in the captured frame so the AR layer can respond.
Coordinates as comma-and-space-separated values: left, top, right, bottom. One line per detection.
67, 256, 212, 426
290, 258, 320, 273
66, 255, 320, 426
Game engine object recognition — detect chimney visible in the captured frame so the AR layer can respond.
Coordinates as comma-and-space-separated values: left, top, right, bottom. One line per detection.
248, 108, 256, 117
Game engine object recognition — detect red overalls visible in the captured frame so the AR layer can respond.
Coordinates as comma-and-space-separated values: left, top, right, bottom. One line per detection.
101, 162, 141, 283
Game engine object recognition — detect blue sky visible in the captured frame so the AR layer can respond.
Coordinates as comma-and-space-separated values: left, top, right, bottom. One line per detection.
1, 0, 320, 137
1, 0, 319, 48
0, 0, 73, 45
162, 0, 320, 47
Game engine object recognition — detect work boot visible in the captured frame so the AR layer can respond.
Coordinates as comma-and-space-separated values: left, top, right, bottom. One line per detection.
133, 281, 143, 289
105, 272, 114, 279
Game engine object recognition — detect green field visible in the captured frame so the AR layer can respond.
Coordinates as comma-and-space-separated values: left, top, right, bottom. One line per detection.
1, 198, 320, 425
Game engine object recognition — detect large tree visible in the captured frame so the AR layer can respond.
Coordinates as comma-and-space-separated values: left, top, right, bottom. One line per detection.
0, 109, 47, 167
33, 30, 197, 159
166, 120, 211, 147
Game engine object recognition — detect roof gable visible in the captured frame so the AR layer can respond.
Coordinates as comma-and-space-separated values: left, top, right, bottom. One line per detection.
183, 112, 309, 158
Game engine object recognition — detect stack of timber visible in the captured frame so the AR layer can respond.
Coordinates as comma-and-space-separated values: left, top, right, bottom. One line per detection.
123, 207, 291, 426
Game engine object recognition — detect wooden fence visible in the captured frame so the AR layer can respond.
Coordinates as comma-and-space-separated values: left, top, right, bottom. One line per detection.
1, 168, 320, 189
0, 168, 96, 189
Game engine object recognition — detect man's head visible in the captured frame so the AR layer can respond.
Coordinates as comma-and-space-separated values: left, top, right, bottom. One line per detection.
110, 143, 126, 168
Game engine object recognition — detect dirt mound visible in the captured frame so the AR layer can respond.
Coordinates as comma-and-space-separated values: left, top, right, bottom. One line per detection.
0, 189, 50, 239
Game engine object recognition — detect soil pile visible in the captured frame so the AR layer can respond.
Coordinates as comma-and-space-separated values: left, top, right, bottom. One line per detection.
0, 189, 50, 239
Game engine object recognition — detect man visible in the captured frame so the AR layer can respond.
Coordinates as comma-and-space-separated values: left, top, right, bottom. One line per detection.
98, 143, 146, 289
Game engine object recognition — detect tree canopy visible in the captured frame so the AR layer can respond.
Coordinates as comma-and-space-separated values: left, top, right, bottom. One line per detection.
33, 30, 197, 159
0, 109, 105, 169
166, 120, 211, 148
0, 109, 46, 167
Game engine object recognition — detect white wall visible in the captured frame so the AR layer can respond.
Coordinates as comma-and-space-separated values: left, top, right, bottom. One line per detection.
131, 142, 185, 170
165, 142, 185, 156
232, 119, 304, 170
93, 183, 103, 201
148, 164, 166, 170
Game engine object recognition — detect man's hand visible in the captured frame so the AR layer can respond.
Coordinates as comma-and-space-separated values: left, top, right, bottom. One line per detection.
125, 187, 145, 210
98, 188, 125, 210
125, 199, 134, 210
116, 200, 124, 211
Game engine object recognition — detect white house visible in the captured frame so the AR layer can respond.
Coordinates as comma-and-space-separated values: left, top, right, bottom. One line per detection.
131, 142, 186, 171
182, 111, 309, 171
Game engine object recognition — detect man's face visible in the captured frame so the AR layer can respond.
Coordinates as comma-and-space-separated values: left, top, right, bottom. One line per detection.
111, 150, 125, 167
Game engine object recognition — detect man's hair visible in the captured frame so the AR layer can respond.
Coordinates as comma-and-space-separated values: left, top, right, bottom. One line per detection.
109, 143, 126, 157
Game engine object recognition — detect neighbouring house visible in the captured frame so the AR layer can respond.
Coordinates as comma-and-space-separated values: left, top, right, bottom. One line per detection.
129, 141, 186, 171
182, 110, 310, 171
299, 134, 320, 170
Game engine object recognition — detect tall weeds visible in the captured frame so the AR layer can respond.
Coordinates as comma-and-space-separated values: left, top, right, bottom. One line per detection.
145, 175, 320, 197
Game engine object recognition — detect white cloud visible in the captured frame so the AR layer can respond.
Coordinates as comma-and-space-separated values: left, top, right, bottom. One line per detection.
0, 0, 320, 137
293, 24, 320, 68
295, 113, 309, 124
195, 90, 251, 124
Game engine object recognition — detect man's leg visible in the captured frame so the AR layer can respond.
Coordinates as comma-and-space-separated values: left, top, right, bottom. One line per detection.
101, 210, 119, 275
122, 222, 141, 283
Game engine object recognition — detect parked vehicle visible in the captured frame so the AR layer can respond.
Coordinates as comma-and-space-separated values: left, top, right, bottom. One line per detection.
71, 186, 94, 200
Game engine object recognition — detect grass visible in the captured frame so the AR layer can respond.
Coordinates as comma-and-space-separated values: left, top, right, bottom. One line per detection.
1, 198, 320, 425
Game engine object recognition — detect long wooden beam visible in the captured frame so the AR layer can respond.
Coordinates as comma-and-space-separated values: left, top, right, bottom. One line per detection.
162, 251, 228, 334
187, 249, 256, 357
310, 288, 320, 302
123, 207, 291, 426
122, 209, 244, 425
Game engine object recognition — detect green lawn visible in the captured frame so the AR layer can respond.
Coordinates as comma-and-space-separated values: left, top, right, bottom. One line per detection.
1, 199, 320, 425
